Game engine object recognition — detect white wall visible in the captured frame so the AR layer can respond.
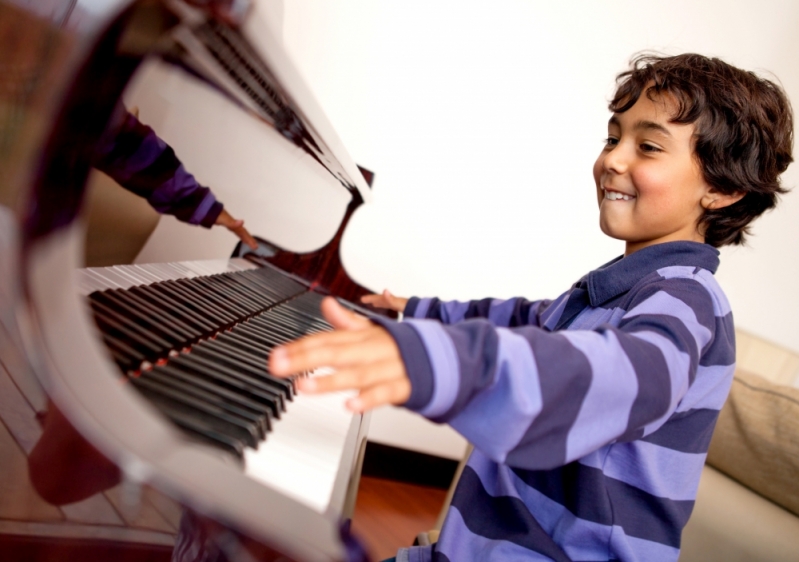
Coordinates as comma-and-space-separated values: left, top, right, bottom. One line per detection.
275, 0, 799, 456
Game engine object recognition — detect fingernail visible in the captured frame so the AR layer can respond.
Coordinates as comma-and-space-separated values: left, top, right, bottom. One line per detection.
346, 397, 363, 412
298, 378, 317, 392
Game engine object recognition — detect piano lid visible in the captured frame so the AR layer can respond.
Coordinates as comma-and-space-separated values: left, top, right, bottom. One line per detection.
0, 1, 373, 560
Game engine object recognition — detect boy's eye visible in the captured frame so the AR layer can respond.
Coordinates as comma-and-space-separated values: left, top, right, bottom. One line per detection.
640, 143, 662, 153
603, 137, 619, 148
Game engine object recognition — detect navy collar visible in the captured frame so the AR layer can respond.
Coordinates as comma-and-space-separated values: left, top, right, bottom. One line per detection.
585, 241, 720, 307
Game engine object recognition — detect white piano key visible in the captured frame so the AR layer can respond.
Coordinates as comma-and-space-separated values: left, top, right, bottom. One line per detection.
169, 262, 200, 278
84, 268, 125, 290
244, 388, 355, 514
110, 265, 151, 287
75, 269, 105, 295
127, 264, 164, 285
136, 263, 172, 282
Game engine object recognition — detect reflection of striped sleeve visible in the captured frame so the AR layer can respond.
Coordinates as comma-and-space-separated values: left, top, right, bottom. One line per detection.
383, 273, 733, 469
94, 111, 223, 227
405, 296, 555, 327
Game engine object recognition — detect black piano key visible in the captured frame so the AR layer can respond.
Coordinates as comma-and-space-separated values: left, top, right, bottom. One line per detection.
129, 285, 217, 334
147, 396, 245, 458
91, 308, 166, 359
250, 313, 315, 341
234, 272, 292, 302
154, 363, 273, 432
240, 325, 299, 355
195, 276, 261, 315
201, 337, 273, 372
90, 291, 187, 347
105, 288, 200, 341
232, 322, 281, 350
217, 331, 272, 357
241, 317, 294, 342
173, 278, 247, 320
90, 299, 173, 350
168, 354, 282, 417
101, 333, 147, 369
152, 281, 234, 327
190, 342, 293, 399
272, 301, 331, 328
202, 276, 264, 310
146, 366, 269, 438
131, 376, 260, 448
218, 274, 276, 307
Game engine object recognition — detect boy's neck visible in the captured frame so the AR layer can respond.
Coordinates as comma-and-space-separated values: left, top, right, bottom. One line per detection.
624, 234, 706, 256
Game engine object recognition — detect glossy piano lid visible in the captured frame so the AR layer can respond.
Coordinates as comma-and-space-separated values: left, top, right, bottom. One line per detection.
0, 1, 370, 560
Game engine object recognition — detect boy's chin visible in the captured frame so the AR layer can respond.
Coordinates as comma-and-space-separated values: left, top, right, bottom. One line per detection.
597, 221, 630, 243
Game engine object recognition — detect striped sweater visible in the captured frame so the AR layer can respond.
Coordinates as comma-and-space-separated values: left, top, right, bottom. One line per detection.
378, 241, 735, 562
94, 107, 223, 227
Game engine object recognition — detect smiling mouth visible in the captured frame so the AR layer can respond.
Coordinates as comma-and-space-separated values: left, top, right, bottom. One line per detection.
603, 188, 635, 201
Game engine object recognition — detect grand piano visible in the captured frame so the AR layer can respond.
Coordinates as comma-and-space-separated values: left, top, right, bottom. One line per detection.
0, 0, 381, 560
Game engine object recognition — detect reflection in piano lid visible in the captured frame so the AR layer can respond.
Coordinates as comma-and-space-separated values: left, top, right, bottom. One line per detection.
0, 1, 380, 560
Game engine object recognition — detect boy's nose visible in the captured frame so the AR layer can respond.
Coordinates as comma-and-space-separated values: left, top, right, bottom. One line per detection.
602, 146, 628, 174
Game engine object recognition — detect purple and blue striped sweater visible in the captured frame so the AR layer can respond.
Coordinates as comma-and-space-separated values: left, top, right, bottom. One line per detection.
378, 241, 735, 562
94, 107, 223, 227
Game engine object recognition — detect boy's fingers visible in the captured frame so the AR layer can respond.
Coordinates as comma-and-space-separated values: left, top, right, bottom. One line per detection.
347, 380, 412, 412
380, 289, 408, 312
360, 294, 383, 306
269, 328, 392, 375
297, 359, 405, 395
232, 223, 258, 250
321, 297, 370, 330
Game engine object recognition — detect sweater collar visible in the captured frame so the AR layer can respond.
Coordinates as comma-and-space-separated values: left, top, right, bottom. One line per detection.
585, 241, 720, 307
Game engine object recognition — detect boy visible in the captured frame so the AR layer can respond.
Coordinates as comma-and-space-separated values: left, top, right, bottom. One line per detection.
269, 54, 793, 561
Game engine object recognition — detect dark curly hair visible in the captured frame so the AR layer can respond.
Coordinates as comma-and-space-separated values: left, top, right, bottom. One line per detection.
610, 53, 794, 247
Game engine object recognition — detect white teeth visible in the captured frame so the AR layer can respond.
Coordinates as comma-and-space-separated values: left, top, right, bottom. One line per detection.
604, 190, 633, 201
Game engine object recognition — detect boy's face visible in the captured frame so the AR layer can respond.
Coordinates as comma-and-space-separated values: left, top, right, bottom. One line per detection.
593, 90, 712, 255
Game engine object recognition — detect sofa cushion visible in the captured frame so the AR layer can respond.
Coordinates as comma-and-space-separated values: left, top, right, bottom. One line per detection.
707, 369, 799, 517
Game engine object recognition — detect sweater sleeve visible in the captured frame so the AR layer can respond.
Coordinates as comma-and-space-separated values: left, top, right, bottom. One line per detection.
93, 110, 223, 228
404, 296, 553, 327
379, 276, 732, 470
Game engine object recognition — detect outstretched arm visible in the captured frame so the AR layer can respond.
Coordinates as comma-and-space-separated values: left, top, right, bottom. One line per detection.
361, 290, 555, 328
270, 276, 731, 470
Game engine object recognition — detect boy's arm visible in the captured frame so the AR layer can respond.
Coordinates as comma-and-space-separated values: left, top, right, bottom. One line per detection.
383, 276, 731, 470
406, 295, 555, 327
271, 275, 731, 471
94, 109, 223, 227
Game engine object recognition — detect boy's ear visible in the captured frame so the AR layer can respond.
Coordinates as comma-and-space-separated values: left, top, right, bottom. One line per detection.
701, 189, 745, 210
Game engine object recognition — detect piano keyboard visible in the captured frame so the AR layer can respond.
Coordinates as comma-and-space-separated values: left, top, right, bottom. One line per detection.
76, 259, 363, 514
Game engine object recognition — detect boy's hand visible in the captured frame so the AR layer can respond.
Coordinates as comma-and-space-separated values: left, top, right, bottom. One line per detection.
360, 289, 408, 313
269, 297, 411, 413
215, 209, 258, 250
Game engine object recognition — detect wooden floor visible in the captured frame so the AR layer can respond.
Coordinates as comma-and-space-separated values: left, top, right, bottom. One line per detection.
351, 476, 448, 561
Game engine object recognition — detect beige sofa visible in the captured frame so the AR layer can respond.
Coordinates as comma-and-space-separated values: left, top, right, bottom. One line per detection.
680, 330, 799, 562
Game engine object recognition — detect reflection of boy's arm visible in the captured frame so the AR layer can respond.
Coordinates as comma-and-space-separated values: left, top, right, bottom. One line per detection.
94, 108, 257, 249
28, 401, 122, 505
